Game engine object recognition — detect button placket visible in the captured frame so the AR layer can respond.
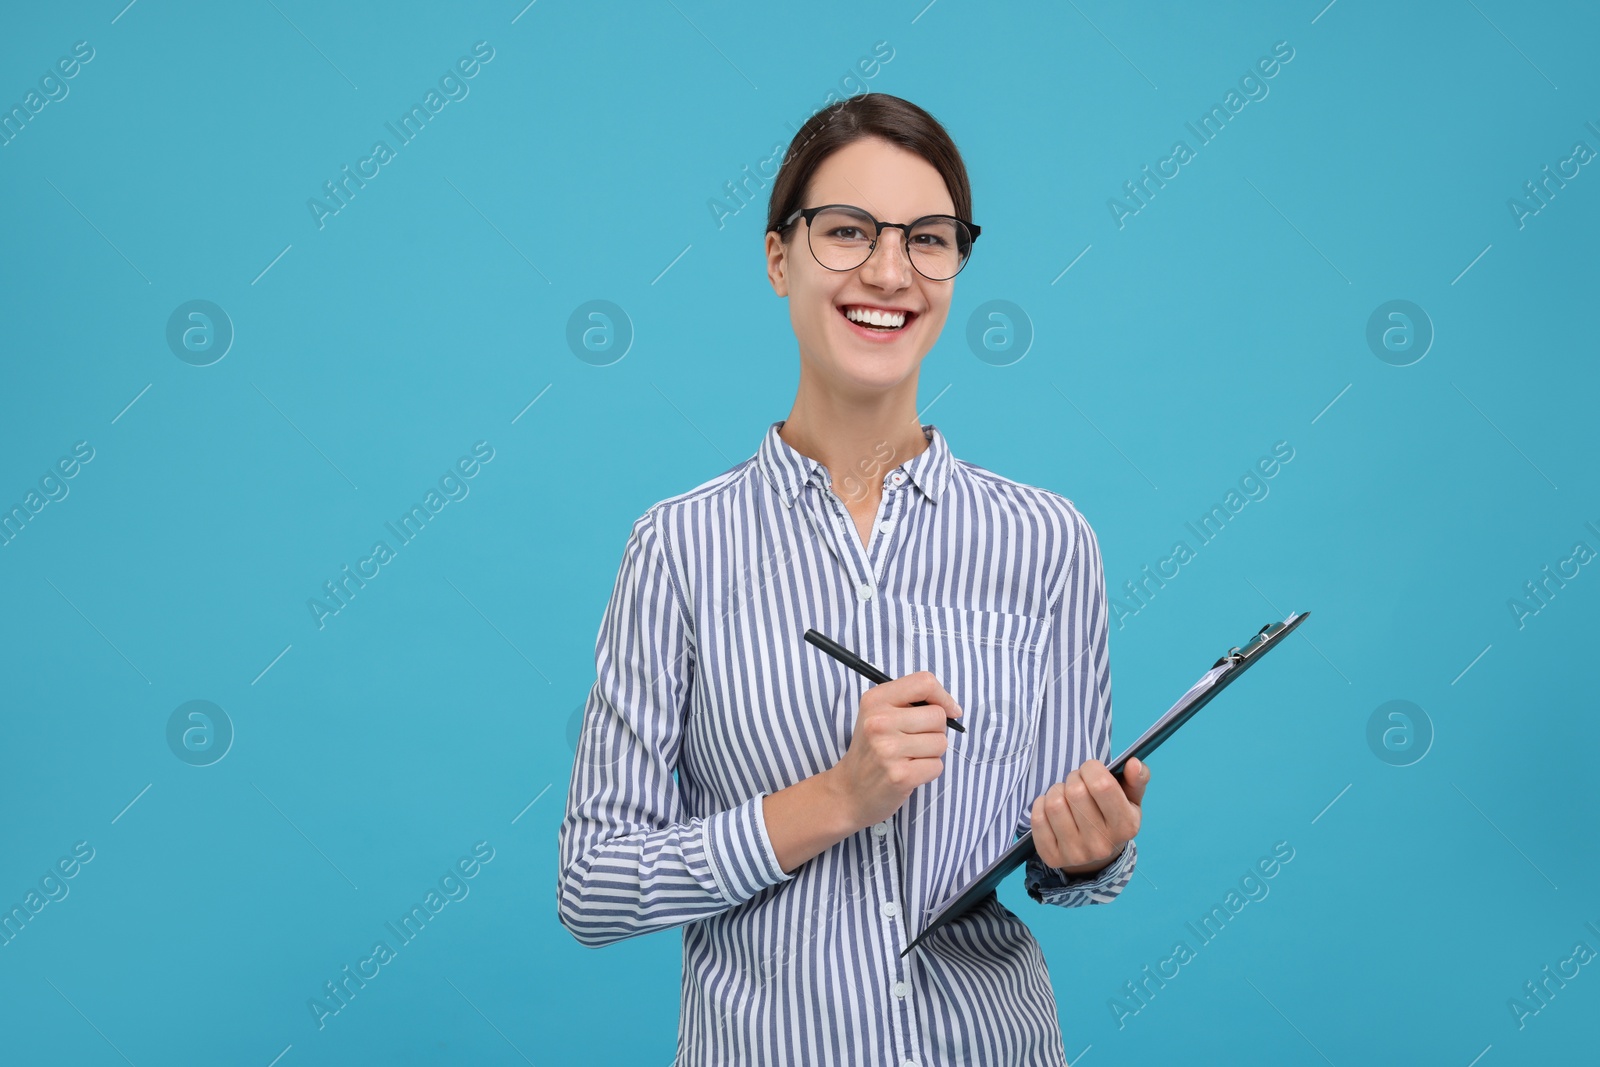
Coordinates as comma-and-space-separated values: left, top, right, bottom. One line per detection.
867, 479, 905, 584
822, 477, 872, 576
863, 785, 919, 1055
821, 467, 923, 1060
864, 789, 920, 1060
863, 475, 896, 565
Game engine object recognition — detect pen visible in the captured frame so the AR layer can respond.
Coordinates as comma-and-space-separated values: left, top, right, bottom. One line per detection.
803, 628, 965, 733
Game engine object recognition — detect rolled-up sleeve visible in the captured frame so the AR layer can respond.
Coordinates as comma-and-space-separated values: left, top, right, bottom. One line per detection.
557, 510, 794, 949
1016, 502, 1139, 909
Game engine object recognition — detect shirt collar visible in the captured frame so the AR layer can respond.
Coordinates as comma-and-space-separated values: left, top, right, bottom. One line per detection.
757, 419, 952, 508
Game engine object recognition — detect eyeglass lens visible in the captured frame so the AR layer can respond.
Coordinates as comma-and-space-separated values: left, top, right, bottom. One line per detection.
806, 206, 972, 281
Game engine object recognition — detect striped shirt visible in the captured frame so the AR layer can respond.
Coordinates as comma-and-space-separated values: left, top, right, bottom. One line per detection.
558, 419, 1137, 1066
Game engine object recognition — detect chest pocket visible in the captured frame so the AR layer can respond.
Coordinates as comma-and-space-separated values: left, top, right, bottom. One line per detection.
888, 599, 1052, 770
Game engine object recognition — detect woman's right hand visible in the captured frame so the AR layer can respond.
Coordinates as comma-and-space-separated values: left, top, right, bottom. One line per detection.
827, 671, 963, 832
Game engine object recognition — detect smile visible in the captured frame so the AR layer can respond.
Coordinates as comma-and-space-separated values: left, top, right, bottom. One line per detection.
838, 304, 917, 337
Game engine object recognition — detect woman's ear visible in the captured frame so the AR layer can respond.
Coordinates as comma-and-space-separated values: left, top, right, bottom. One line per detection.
765, 230, 790, 297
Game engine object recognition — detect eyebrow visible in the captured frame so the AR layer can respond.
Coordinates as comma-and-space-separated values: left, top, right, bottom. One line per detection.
816, 202, 958, 218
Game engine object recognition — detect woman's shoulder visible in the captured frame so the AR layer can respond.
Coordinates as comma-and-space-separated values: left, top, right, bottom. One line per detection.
946, 459, 1104, 611
624, 456, 763, 538
951, 457, 1096, 534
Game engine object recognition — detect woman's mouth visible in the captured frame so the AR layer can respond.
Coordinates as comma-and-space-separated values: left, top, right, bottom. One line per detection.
837, 304, 917, 340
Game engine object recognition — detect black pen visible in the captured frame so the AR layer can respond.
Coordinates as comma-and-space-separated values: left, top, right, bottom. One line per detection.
803, 628, 965, 733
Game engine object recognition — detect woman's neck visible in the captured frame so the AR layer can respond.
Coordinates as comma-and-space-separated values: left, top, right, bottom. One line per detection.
779, 395, 929, 506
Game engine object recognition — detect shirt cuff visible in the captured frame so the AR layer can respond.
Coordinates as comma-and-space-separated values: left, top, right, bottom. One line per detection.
1025, 838, 1137, 908
703, 791, 796, 907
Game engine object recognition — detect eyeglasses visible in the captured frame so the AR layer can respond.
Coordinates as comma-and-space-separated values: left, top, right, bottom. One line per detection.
772, 204, 981, 281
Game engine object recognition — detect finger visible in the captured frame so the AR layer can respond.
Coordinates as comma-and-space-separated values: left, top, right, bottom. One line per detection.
1084, 761, 1132, 829
906, 704, 956, 735
1031, 793, 1063, 868
894, 671, 961, 721
1042, 780, 1082, 864
1121, 756, 1153, 806
875, 703, 952, 737
895, 731, 949, 759
1081, 760, 1140, 839
1061, 771, 1120, 860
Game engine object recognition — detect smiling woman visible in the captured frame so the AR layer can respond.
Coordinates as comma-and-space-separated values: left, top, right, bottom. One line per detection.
761, 100, 975, 404
559, 92, 1150, 1067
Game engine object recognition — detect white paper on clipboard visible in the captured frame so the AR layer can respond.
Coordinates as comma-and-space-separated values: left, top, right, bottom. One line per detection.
1108, 660, 1232, 770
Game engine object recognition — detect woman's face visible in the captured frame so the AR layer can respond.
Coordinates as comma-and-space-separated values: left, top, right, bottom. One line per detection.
765, 135, 958, 394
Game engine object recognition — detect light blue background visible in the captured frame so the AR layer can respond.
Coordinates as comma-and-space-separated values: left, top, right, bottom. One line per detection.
2, 1, 1595, 1063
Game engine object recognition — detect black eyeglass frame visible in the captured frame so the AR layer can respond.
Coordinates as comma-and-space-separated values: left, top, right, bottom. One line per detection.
771, 204, 982, 280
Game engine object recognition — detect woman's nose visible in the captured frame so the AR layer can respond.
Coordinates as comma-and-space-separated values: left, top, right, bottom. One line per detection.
857, 232, 914, 288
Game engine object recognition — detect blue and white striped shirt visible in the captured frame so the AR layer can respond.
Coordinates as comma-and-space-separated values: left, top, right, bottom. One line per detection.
558, 419, 1137, 1066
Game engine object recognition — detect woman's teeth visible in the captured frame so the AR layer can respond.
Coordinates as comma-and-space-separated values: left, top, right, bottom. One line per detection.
842, 306, 907, 330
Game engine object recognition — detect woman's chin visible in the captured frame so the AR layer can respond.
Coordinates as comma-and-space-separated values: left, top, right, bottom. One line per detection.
832, 354, 918, 390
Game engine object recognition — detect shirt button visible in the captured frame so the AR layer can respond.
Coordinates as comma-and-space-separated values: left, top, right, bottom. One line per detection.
893, 981, 910, 998
857, 582, 874, 602
873, 821, 889, 837
878, 519, 895, 534
891, 471, 906, 485
881, 901, 898, 918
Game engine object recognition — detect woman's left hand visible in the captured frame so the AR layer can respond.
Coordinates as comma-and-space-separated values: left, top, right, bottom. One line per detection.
1030, 757, 1151, 875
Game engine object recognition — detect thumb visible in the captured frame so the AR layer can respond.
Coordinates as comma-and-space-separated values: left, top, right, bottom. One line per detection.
1123, 757, 1152, 805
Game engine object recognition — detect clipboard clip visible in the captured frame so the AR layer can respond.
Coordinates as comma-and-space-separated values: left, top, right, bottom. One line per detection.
1212, 615, 1296, 670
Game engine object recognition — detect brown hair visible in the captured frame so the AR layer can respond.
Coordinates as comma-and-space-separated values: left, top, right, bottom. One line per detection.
765, 93, 973, 238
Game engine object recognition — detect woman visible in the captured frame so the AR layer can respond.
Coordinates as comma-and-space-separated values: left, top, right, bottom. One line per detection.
558, 92, 1152, 1066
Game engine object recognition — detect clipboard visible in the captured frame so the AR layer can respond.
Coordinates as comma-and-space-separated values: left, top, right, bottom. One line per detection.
900, 610, 1310, 957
